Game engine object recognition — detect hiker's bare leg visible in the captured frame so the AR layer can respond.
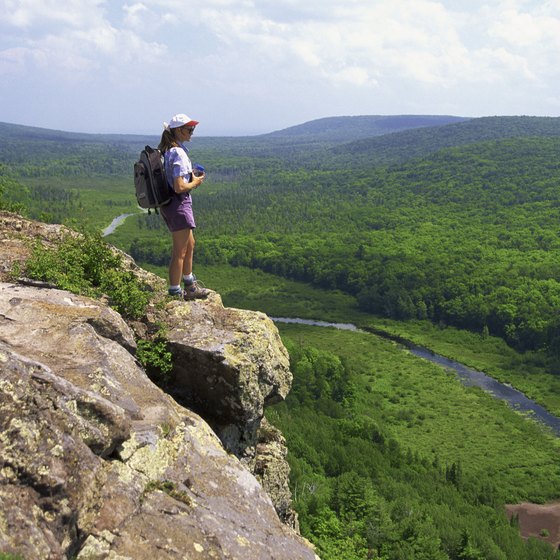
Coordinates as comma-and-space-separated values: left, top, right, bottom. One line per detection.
182, 230, 195, 277
169, 228, 192, 286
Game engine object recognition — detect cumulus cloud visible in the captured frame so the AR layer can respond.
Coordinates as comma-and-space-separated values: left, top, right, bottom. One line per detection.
1, 0, 106, 29
488, 5, 560, 47
0, 0, 167, 80
122, 2, 176, 31
123, 3, 150, 29
188, 1, 471, 89
1, 0, 559, 133
4, 0, 557, 88
187, 0, 560, 94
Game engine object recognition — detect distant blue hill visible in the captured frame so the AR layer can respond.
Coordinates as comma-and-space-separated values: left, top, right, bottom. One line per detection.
261, 115, 469, 142
2, 115, 558, 168
320, 115, 560, 169
0, 121, 150, 144
0, 115, 467, 145
0, 116, 470, 161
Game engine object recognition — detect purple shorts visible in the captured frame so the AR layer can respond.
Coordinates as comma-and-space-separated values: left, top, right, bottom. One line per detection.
160, 194, 196, 232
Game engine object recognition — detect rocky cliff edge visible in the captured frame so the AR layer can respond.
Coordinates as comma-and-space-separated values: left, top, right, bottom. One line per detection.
0, 212, 317, 560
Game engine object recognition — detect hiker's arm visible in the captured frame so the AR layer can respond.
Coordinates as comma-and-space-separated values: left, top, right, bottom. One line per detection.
173, 173, 204, 194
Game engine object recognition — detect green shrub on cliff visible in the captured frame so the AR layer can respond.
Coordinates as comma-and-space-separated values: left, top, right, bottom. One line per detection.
136, 327, 173, 384
23, 228, 151, 319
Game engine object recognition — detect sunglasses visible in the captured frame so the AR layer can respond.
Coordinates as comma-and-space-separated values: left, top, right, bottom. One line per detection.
184, 126, 195, 133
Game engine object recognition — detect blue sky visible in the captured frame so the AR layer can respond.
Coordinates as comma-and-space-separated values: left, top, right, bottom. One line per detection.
1, 0, 559, 136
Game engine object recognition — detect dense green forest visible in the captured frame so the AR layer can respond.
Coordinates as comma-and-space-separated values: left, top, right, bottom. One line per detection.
3, 115, 560, 559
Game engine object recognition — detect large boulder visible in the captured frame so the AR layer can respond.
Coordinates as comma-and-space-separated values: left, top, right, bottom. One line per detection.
0, 282, 317, 559
161, 294, 292, 462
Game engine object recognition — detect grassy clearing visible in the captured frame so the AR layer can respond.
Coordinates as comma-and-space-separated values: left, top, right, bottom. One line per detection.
363, 317, 560, 418
191, 262, 560, 420
138, 250, 560, 493
21, 175, 139, 231
136, 261, 367, 321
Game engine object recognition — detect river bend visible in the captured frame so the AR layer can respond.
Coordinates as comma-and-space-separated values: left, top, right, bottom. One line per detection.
272, 317, 560, 436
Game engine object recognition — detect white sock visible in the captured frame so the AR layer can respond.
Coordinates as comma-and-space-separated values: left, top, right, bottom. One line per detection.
183, 274, 195, 285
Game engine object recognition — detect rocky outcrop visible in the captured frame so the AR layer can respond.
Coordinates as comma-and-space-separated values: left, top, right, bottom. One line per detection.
0, 212, 317, 560
162, 294, 291, 463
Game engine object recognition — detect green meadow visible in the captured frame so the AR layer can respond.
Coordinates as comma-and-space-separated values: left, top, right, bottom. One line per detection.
274, 323, 560, 501
137, 259, 560, 419
138, 260, 560, 557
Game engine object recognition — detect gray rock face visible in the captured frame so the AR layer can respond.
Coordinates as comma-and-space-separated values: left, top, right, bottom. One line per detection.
0, 278, 316, 558
162, 294, 292, 463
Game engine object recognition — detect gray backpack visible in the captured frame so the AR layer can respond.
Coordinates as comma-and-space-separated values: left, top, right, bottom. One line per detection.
134, 146, 172, 213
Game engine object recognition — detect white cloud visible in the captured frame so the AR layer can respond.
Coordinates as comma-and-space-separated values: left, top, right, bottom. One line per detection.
1, 0, 560, 133
188, 0, 560, 93
122, 2, 175, 31
0, 0, 167, 80
335, 66, 373, 87
487, 4, 560, 47
123, 3, 150, 29
1, 0, 106, 29
190, 1, 470, 89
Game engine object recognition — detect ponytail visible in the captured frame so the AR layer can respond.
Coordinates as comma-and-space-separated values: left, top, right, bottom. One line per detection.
158, 128, 178, 153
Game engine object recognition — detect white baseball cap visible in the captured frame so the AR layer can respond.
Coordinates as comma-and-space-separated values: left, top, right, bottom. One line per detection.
165, 113, 199, 129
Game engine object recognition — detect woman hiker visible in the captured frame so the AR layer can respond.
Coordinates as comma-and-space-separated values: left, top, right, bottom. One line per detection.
158, 113, 209, 299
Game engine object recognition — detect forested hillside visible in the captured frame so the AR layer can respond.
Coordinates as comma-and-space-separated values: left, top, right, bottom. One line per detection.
0, 122, 142, 176
327, 115, 560, 168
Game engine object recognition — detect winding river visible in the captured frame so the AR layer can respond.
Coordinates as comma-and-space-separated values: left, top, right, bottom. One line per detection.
272, 317, 560, 436
102, 213, 137, 237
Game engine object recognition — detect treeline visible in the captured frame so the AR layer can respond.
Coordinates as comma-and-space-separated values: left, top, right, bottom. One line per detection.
0, 123, 138, 177
269, 339, 559, 560
5, 145, 134, 177
0, 173, 25, 213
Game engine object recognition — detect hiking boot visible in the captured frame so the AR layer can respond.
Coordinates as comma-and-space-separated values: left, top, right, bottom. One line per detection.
168, 287, 184, 297
183, 280, 210, 300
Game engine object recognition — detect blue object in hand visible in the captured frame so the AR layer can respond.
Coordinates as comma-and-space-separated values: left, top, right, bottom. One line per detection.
193, 163, 205, 176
